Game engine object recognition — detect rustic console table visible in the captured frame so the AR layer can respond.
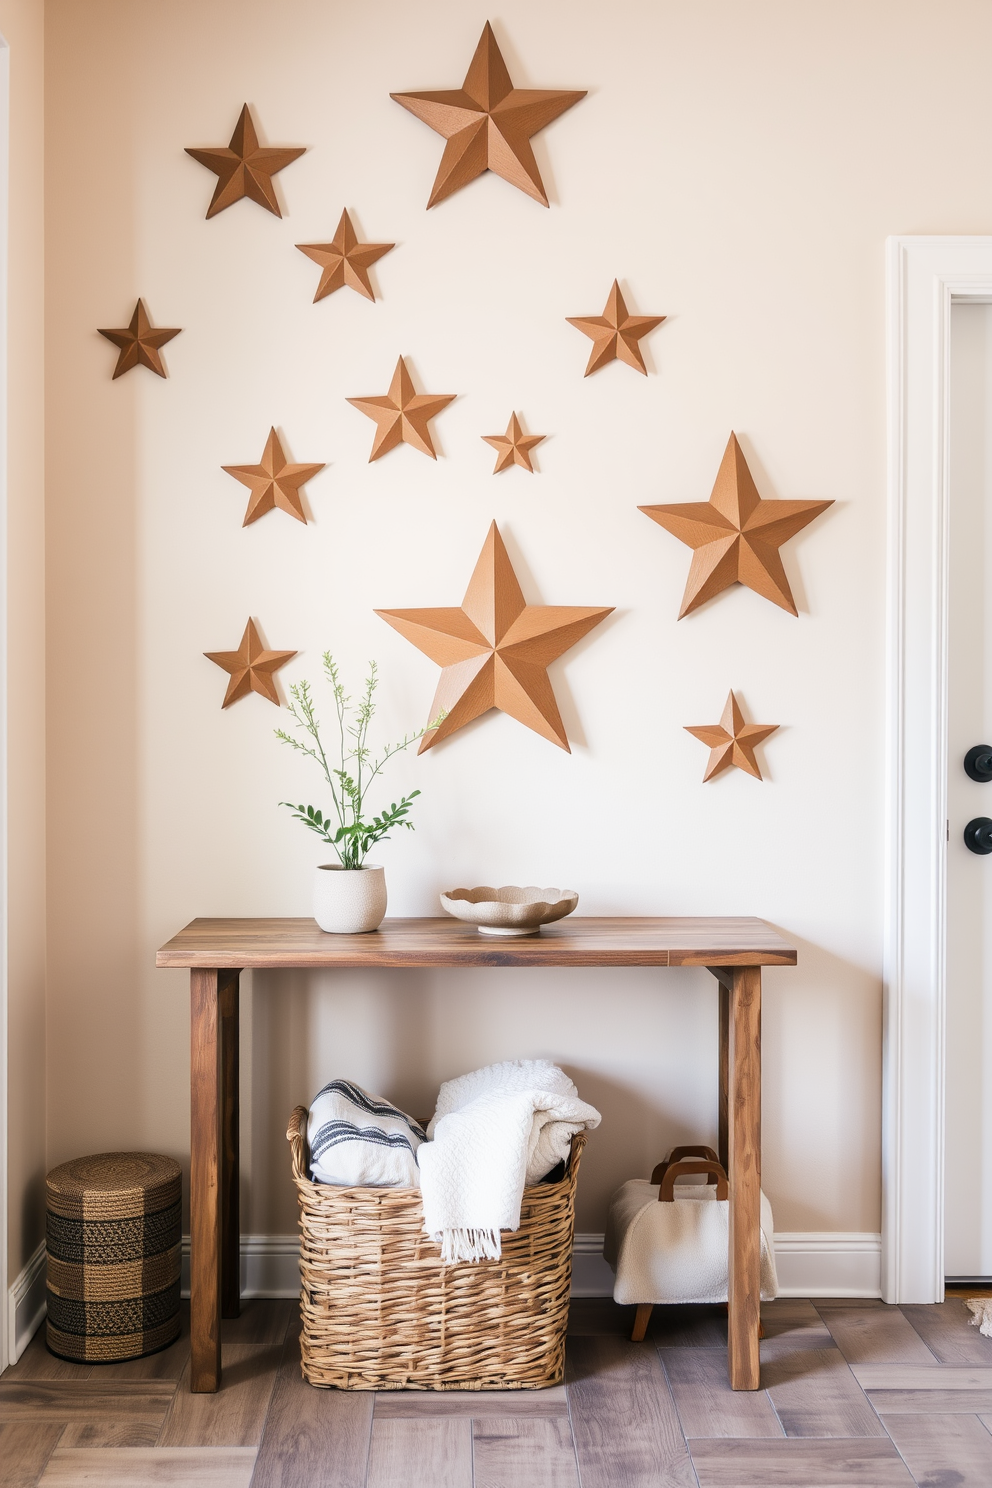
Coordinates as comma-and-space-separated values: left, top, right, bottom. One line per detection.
156, 915, 797, 1393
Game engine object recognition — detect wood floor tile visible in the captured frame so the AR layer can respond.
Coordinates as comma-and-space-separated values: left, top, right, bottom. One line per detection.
811, 1297, 886, 1309
762, 1348, 886, 1437
566, 1336, 695, 1487
868, 1387, 992, 1411
58, 1419, 164, 1447
901, 1299, 992, 1363
566, 1298, 638, 1336
0, 1379, 174, 1422
96, 1309, 192, 1381
882, 1411, 992, 1485
761, 1299, 825, 1336
374, 1384, 568, 1417
0, 1422, 64, 1487
661, 1346, 783, 1438
249, 1319, 373, 1488
2, 1330, 91, 1381
366, 1418, 473, 1488
853, 1364, 992, 1389
473, 1416, 580, 1488
157, 1300, 291, 1448
688, 1437, 916, 1485
651, 1305, 730, 1347
818, 1306, 938, 1364
39, 1446, 257, 1486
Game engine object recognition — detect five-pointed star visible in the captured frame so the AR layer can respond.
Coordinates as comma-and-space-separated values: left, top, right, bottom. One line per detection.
204, 618, 296, 708
296, 210, 394, 302
347, 356, 455, 461
97, 299, 181, 379
566, 281, 666, 376
685, 691, 779, 782
640, 433, 834, 618
222, 428, 325, 526
185, 104, 306, 219
376, 521, 612, 753
391, 21, 585, 208
482, 412, 545, 473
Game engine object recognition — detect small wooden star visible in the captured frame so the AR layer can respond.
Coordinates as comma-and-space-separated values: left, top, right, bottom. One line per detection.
204, 618, 296, 708
222, 429, 325, 526
296, 210, 394, 302
391, 22, 585, 208
685, 692, 779, 781
97, 299, 181, 379
567, 281, 666, 376
640, 433, 834, 617
347, 356, 455, 461
376, 521, 613, 752
482, 413, 545, 473
186, 104, 306, 219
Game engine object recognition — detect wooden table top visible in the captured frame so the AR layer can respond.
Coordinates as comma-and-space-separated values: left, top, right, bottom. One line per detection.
156, 916, 797, 970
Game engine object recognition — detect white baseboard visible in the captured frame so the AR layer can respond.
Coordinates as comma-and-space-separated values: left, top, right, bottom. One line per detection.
7, 1241, 46, 1362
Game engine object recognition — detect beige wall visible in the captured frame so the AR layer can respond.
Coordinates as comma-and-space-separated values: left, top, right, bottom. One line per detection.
39, 0, 992, 1241
4, 0, 45, 1278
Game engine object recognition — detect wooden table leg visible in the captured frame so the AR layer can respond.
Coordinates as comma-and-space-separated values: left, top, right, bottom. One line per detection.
718, 980, 730, 1173
190, 968, 223, 1393
220, 970, 241, 1320
727, 965, 762, 1390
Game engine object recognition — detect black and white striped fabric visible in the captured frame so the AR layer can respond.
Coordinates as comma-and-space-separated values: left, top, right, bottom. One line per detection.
307, 1080, 426, 1188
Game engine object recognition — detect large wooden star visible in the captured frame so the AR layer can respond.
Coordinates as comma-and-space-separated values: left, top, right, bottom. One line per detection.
640, 433, 834, 617
347, 357, 455, 461
567, 281, 666, 376
222, 429, 325, 526
186, 104, 305, 219
296, 210, 394, 302
390, 22, 585, 208
685, 692, 779, 782
482, 412, 545, 473
204, 618, 296, 708
376, 522, 612, 753
97, 299, 181, 379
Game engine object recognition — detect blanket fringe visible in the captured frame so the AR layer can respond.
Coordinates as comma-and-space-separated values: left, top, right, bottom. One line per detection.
435, 1226, 502, 1264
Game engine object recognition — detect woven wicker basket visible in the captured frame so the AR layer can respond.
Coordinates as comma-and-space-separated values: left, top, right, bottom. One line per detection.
287, 1104, 586, 1391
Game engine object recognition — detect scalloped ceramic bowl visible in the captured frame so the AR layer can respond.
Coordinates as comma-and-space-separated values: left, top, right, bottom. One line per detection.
440, 885, 579, 937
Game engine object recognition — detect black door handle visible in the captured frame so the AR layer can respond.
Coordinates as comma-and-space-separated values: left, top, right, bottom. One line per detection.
965, 817, 992, 854
965, 745, 992, 781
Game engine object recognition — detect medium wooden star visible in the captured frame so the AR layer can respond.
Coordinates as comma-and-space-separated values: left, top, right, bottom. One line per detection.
391, 22, 585, 208
204, 618, 296, 708
640, 433, 834, 618
566, 281, 665, 376
97, 299, 181, 379
685, 691, 779, 782
296, 210, 395, 302
186, 104, 306, 219
222, 429, 325, 526
482, 413, 545, 473
347, 356, 455, 461
376, 521, 612, 753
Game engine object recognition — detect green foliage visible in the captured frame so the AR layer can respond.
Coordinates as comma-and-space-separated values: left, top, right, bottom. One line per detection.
274, 654, 440, 869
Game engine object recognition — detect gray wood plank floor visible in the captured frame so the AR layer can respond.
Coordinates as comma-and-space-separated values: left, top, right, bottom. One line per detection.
2, 1295, 992, 1485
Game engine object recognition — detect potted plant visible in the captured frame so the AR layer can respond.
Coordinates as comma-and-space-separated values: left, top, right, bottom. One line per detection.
275, 654, 438, 933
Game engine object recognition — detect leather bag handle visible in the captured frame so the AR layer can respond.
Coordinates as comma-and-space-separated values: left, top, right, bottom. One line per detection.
659, 1158, 728, 1202
651, 1145, 720, 1185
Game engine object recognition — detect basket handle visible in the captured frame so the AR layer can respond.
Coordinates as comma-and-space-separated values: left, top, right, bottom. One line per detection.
659, 1158, 728, 1201
287, 1105, 310, 1183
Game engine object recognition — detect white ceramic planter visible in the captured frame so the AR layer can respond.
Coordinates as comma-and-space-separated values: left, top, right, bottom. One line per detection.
313, 863, 387, 934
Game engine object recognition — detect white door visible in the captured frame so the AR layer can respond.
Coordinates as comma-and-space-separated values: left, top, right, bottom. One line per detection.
945, 299, 992, 1280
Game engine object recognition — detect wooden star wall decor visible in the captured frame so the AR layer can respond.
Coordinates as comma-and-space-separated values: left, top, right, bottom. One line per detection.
375, 522, 612, 753
482, 413, 545, 473
186, 104, 305, 219
97, 300, 181, 379
391, 22, 585, 208
347, 356, 455, 461
685, 691, 779, 781
204, 618, 296, 708
222, 429, 325, 526
296, 210, 394, 302
640, 433, 834, 617
567, 281, 665, 376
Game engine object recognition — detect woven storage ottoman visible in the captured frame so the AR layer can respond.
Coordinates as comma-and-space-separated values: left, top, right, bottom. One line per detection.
45, 1151, 182, 1363
287, 1104, 586, 1391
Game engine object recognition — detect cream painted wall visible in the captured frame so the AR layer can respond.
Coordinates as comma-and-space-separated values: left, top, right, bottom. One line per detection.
4, 0, 45, 1279
43, 0, 992, 1240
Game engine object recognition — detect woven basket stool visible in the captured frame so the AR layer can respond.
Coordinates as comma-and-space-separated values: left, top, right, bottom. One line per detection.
45, 1151, 182, 1363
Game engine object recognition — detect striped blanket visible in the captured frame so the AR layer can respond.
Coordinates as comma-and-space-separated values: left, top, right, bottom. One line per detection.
307, 1080, 425, 1187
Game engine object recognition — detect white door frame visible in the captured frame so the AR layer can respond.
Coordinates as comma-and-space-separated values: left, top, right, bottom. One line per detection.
884, 236, 992, 1302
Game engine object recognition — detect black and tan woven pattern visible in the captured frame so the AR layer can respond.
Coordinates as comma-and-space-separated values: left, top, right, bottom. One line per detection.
45, 1151, 182, 1363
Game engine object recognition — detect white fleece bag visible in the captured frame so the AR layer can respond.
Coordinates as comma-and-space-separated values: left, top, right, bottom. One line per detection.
307, 1079, 425, 1188
604, 1179, 779, 1305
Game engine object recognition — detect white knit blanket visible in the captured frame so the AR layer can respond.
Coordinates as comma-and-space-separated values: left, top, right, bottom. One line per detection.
418, 1060, 601, 1263
307, 1079, 425, 1187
